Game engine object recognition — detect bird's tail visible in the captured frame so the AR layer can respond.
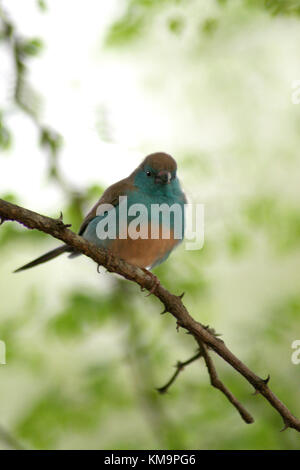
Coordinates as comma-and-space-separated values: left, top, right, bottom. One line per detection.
14, 245, 71, 273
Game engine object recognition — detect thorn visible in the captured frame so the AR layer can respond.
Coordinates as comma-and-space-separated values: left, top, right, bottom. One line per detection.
156, 387, 167, 395
262, 374, 270, 385
176, 321, 183, 332
176, 361, 184, 371
252, 389, 260, 396
178, 292, 185, 299
160, 307, 168, 315
97, 264, 101, 273
0, 217, 6, 225
56, 212, 72, 228
280, 422, 290, 432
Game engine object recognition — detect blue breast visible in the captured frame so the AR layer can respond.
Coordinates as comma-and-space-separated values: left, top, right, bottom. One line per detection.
83, 178, 186, 260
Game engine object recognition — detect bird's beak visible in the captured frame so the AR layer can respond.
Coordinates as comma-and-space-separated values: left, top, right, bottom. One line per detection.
156, 170, 171, 184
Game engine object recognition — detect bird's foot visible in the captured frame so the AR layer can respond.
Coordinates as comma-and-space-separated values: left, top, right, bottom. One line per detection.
176, 321, 184, 332
105, 249, 114, 272
97, 249, 114, 274
144, 271, 160, 296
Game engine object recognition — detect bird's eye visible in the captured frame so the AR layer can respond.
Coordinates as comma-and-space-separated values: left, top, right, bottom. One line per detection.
146, 170, 151, 177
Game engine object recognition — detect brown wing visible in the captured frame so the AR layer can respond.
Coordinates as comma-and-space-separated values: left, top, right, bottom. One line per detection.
78, 176, 137, 235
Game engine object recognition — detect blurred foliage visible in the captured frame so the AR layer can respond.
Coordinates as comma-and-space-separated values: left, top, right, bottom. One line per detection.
167, 15, 185, 35
49, 292, 116, 337
106, 0, 300, 47
0, 1, 63, 171
21, 37, 43, 56
1, 0, 300, 452
202, 17, 219, 35
245, 196, 300, 253
263, 0, 300, 16
0, 112, 12, 150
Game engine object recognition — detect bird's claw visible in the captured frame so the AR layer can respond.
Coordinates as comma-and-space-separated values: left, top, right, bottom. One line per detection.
105, 249, 114, 272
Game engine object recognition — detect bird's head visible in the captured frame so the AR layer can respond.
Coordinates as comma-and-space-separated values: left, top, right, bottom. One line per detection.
134, 152, 178, 194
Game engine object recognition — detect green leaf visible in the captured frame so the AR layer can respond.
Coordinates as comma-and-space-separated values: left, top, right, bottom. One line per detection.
0, 112, 12, 151
202, 18, 218, 36
0, 123, 12, 150
40, 127, 63, 154
106, 12, 145, 46
48, 292, 115, 337
168, 16, 185, 35
22, 38, 44, 56
37, 0, 47, 11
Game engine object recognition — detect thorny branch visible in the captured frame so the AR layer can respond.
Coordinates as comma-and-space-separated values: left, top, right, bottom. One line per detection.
157, 347, 253, 424
157, 351, 202, 395
198, 343, 254, 424
1, 198, 300, 432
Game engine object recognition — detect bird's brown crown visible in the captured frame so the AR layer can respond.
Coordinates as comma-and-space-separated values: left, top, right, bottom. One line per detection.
141, 152, 177, 173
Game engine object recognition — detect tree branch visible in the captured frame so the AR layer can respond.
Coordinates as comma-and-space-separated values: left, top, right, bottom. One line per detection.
157, 347, 254, 424
0, 423, 24, 450
0, 2, 82, 201
157, 351, 202, 394
1, 197, 300, 432
198, 343, 254, 424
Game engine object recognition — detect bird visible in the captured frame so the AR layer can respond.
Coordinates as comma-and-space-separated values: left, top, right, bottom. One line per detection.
14, 152, 186, 273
